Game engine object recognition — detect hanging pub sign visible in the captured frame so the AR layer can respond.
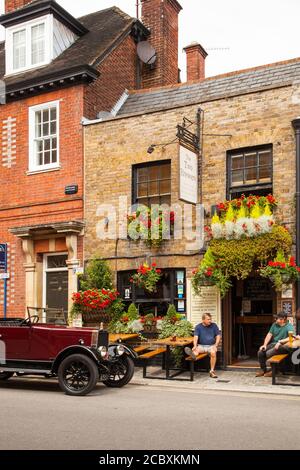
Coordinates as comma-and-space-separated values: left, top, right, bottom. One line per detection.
179, 145, 198, 204
0, 244, 7, 271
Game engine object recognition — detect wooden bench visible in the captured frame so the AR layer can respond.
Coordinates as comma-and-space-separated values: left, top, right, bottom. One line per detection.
134, 345, 151, 355
185, 353, 209, 381
269, 354, 289, 385
140, 348, 167, 379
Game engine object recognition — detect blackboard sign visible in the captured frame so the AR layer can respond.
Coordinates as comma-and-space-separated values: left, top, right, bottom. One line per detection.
244, 278, 272, 300
0, 244, 7, 271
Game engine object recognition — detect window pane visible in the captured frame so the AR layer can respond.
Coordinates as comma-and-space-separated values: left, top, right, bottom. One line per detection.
259, 166, 272, 181
137, 183, 147, 198
231, 155, 244, 170
160, 179, 171, 194
43, 122, 49, 136
149, 166, 159, 180
245, 167, 257, 183
137, 168, 148, 183
231, 170, 244, 186
160, 195, 171, 205
31, 23, 45, 65
50, 121, 56, 135
44, 139, 51, 152
52, 137, 57, 150
43, 109, 49, 123
149, 180, 159, 196
50, 108, 57, 121
13, 29, 26, 70
52, 149, 57, 164
245, 152, 257, 168
160, 164, 171, 179
44, 151, 51, 165
259, 150, 272, 166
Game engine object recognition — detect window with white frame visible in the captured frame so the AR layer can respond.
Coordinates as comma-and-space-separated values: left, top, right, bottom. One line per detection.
29, 101, 59, 172
6, 15, 51, 75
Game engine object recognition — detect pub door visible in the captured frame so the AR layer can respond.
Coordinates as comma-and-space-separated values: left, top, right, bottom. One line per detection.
231, 276, 276, 365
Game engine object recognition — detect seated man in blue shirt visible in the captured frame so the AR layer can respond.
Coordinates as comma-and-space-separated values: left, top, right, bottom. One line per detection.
185, 312, 221, 379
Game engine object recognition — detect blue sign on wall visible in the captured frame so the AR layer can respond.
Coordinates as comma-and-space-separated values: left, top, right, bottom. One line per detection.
0, 244, 7, 271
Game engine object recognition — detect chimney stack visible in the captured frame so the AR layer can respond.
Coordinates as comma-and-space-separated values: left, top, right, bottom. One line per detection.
5, 0, 33, 14
141, 0, 182, 89
184, 42, 208, 82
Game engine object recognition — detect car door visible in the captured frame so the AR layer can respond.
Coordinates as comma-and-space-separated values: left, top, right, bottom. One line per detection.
0, 326, 31, 361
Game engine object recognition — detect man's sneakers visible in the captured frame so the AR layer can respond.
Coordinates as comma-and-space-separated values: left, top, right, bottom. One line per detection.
184, 347, 197, 360
210, 370, 218, 379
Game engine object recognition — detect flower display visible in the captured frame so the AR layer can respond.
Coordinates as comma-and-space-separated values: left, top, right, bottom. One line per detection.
71, 288, 120, 322
260, 251, 300, 291
127, 206, 175, 247
210, 195, 277, 241
192, 248, 232, 298
130, 263, 162, 293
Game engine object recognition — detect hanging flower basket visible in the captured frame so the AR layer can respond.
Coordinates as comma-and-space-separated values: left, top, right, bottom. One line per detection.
260, 251, 300, 291
71, 288, 119, 323
130, 263, 162, 293
127, 206, 175, 248
192, 249, 232, 298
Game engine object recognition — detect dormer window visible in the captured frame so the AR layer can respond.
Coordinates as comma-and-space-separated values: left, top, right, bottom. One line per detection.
6, 15, 51, 75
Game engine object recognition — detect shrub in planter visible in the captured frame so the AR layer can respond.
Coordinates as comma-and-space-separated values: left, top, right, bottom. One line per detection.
159, 316, 193, 368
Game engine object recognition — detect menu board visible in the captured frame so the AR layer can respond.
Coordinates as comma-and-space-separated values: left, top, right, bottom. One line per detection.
187, 280, 221, 328
244, 278, 272, 300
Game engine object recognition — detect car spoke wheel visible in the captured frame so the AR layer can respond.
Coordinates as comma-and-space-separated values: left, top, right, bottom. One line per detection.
103, 356, 134, 388
0, 372, 14, 381
58, 354, 99, 396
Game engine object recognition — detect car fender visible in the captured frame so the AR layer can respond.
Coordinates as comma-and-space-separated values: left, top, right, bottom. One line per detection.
51, 346, 101, 373
108, 343, 138, 359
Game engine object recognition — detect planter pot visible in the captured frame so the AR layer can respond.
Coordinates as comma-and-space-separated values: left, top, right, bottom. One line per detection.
143, 324, 157, 333
82, 310, 111, 325
72, 314, 83, 328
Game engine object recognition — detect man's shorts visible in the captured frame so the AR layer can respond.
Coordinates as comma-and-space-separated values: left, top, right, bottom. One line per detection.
196, 345, 216, 354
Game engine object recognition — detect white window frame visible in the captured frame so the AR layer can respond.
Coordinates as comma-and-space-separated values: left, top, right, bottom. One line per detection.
28, 100, 60, 173
5, 14, 53, 76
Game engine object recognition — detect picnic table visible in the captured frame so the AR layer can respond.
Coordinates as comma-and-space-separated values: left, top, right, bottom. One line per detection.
109, 333, 140, 343
145, 337, 195, 381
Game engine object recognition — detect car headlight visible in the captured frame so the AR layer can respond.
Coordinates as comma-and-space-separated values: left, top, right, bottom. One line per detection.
116, 345, 125, 356
98, 346, 107, 358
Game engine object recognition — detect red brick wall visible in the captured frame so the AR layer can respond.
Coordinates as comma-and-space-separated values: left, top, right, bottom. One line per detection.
5, 0, 32, 13
0, 86, 85, 317
84, 35, 138, 119
141, 0, 182, 89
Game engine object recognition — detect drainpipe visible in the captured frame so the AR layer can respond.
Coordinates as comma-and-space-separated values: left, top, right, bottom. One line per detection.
292, 117, 300, 334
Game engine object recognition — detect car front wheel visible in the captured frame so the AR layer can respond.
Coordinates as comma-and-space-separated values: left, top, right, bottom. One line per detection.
103, 355, 135, 388
0, 372, 14, 380
58, 354, 99, 396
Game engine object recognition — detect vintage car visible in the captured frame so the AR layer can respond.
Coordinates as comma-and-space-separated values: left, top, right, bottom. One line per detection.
0, 313, 137, 396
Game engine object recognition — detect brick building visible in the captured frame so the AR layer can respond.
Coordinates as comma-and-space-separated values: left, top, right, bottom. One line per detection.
83, 53, 300, 366
0, 0, 180, 319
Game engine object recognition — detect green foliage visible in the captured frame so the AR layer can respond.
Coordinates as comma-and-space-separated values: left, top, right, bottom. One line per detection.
159, 318, 193, 368
79, 258, 113, 291
193, 225, 292, 298
127, 303, 139, 321
166, 304, 178, 321
210, 225, 292, 279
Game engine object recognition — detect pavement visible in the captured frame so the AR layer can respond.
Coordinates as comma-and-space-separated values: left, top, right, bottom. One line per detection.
1, 376, 300, 450
131, 366, 300, 396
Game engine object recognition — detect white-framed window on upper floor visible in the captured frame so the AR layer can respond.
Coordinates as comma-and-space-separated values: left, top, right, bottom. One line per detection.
28, 100, 60, 173
6, 15, 52, 75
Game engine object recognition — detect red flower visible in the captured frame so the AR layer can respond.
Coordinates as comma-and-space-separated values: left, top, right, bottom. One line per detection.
152, 262, 157, 267
156, 269, 162, 274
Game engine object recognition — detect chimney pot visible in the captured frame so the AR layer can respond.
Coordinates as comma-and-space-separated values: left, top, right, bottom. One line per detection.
184, 42, 208, 82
